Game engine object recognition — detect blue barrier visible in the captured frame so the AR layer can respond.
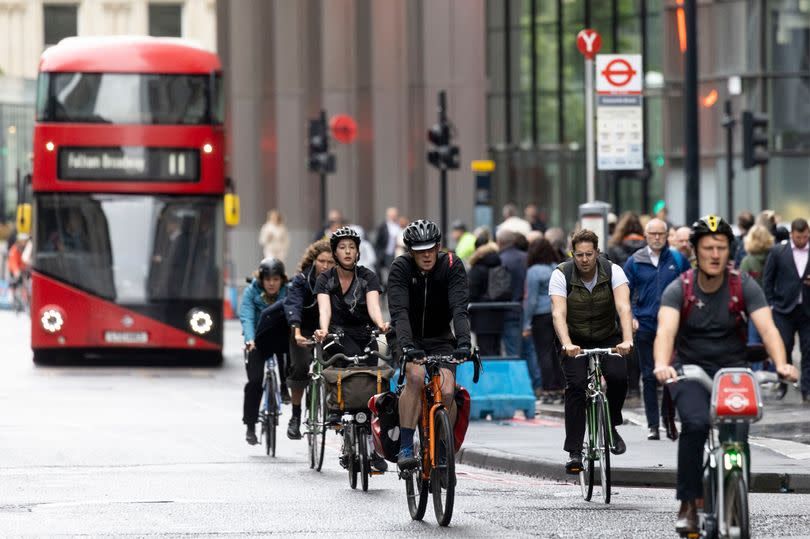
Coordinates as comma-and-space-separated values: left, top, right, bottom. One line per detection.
390, 355, 536, 420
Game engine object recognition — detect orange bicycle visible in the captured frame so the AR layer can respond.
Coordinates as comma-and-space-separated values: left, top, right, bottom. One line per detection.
397, 349, 481, 527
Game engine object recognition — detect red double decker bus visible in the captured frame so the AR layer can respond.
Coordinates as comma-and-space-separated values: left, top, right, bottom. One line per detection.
29, 37, 227, 364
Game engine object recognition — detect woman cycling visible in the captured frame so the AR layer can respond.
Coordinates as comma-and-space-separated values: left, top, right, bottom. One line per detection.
313, 227, 389, 354
313, 227, 390, 472
240, 257, 288, 445
282, 239, 334, 440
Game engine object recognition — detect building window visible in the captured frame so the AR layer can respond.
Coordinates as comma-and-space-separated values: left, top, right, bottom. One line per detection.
43, 4, 78, 47
149, 3, 183, 37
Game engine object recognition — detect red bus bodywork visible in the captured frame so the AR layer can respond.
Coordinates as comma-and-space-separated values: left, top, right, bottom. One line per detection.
31, 37, 225, 363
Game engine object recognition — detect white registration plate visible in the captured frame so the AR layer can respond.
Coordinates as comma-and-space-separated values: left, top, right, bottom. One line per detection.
104, 331, 149, 344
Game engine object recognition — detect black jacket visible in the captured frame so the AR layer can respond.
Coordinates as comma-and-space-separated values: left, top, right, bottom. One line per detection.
284, 266, 320, 331
763, 240, 810, 315
607, 237, 646, 267
468, 246, 502, 302
387, 251, 471, 351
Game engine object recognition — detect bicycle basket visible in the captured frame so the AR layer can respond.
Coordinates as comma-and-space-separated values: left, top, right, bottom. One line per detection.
710, 368, 763, 423
323, 364, 394, 411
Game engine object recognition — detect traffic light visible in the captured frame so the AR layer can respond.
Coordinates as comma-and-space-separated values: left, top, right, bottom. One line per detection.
742, 110, 769, 169
426, 94, 460, 171
308, 113, 335, 174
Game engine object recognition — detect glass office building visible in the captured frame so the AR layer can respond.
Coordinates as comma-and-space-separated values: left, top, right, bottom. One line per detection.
486, 0, 810, 228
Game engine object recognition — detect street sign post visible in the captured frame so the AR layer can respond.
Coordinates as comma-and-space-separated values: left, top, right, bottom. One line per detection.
595, 54, 643, 171
576, 29, 601, 203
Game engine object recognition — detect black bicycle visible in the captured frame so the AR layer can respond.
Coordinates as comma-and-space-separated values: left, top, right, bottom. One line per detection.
317, 331, 391, 491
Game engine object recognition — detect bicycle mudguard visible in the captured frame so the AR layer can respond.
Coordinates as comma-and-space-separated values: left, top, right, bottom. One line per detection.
711, 368, 763, 423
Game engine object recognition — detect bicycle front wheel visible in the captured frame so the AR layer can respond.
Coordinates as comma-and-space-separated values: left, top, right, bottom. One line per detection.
596, 398, 611, 504
358, 430, 370, 492
724, 469, 750, 539
580, 403, 595, 501
346, 426, 358, 490
265, 372, 278, 457
430, 409, 456, 527
315, 382, 327, 471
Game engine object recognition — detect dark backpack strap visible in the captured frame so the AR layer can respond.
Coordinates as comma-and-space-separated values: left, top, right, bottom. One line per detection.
680, 269, 697, 323
727, 268, 748, 343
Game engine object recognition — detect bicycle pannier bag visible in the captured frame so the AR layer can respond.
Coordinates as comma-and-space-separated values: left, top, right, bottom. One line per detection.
323, 364, 394, 411
453, 386, 471, 452
368, 391, 401, 462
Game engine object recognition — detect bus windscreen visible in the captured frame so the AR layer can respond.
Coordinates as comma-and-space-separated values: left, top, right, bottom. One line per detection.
38, 72, 223, 125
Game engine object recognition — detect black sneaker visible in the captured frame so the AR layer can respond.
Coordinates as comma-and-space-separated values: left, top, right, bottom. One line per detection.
287, 416, 302, 440
339, 453, 349, 469
647, 427, 660, 440
565, 451, 583, 474
280, 387, 291, 405
370, 452, 388, 472
327, 412, 341, 426
245, 424, 258, 445
610, 428, 626, 455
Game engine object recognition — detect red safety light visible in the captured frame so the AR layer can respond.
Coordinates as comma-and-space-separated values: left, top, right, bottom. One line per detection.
677, 0, 687, 53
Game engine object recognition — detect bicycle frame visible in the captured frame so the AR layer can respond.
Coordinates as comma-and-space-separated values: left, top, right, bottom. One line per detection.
418, 370, 446, 481
584, 353, 613, 455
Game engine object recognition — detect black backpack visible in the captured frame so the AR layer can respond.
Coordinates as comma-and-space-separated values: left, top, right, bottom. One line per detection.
486, 265, 513, 301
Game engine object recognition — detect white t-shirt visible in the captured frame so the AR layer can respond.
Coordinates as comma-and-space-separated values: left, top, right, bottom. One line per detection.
548, 264, 629, 297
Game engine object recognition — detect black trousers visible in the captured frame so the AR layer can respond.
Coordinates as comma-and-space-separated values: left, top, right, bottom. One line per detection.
626, 347, 641, 395
562, 336, 627, 452
287, 330, 313, 390
670, 379, 749, 501
531, 314, 564, 391
243, 348, 288, 424
772, 306, 810, 395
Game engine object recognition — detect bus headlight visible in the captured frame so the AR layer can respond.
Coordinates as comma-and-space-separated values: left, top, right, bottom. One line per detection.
188, 310, 213, 335
41, 309, 64, 333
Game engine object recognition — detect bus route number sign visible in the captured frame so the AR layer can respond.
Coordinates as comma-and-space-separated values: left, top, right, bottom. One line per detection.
58, 147, 200, 182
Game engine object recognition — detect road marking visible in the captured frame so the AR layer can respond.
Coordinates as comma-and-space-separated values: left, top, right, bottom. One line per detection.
749, 436, 810, 461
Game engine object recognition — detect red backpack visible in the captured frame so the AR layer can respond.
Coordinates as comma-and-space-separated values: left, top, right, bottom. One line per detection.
679, 267, 747, 343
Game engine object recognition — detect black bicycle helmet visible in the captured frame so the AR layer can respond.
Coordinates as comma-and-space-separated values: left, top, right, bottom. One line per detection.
330, 226, 361, 252
403, 219, 441, 250
258, 257, 286, 280
689, 214, 735, 248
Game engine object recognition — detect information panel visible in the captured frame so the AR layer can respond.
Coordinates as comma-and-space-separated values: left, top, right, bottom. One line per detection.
58, 147, 200, 182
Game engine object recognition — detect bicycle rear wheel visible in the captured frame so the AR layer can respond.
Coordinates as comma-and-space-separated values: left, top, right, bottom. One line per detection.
430, 409, 456, 527
596, 398, 611, 504
580, 404, 595, 501
265, 372, 278, 457
724, 469, 750, 539
358, 430, 370, 492
405, 436, 429, 521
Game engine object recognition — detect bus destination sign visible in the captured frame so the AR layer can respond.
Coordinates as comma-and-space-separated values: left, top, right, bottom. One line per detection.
58, 147, 200, 182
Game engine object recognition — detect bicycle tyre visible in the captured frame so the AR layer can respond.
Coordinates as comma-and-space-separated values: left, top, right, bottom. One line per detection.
346, 426, 358, 490
359, 430, 370, 492
597, 398, 611, 504
724, 469, 750, 539
306, 383, 315, 469
430, 409, 455, 527
315, 382, 327, 471
580, 403, 595, 501
405, 433, 429, 521
266, 371, 277, 457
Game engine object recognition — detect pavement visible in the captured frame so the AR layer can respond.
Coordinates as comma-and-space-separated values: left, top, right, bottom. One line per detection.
458, 394, 810, 494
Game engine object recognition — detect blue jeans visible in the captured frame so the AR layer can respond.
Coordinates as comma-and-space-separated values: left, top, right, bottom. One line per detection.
635, 330, 659, 429
503, 318, 541, 389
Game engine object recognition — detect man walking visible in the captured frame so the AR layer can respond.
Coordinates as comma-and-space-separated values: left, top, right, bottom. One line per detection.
763, 218, 810, 402
624, 218, 690, 439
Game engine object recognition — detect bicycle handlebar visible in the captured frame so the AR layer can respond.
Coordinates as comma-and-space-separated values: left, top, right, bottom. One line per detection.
317, 349, 392, 368
575, 347, 622, 358
666, 364, 789, 393
397, 349, 482, 385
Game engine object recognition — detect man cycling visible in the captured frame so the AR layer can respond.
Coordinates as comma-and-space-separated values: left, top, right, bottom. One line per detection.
283, 239, 334, 440
549, 229, 634, 474
387, 219, 472, 471
653, 215, 797, 534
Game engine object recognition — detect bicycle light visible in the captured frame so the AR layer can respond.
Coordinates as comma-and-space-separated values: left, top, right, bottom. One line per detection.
355, 412, 368, 424
188, 309, 213, 335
